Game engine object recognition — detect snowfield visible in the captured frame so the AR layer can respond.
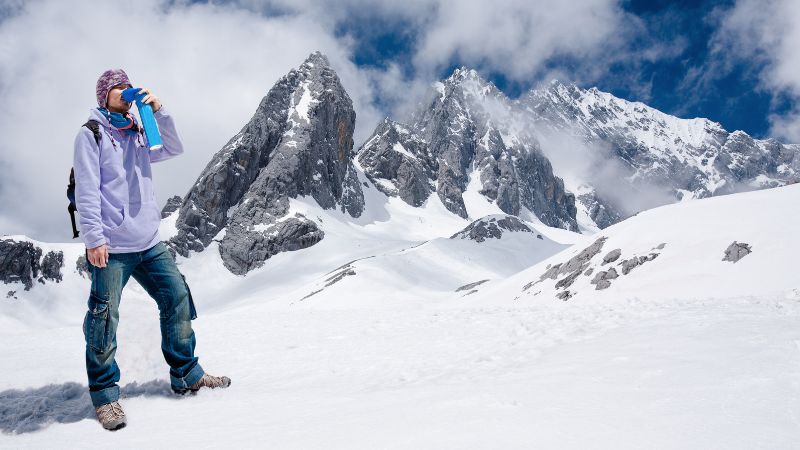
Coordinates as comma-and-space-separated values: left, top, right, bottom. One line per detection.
1, 185, 799, 448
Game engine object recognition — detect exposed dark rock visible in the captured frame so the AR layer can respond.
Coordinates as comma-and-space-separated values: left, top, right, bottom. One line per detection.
602, 249, 622, 264
524, 237, 607, 294
41, 251, 64, 283
0, 241, 65, 290
576, 186, 625, 229
450, 215, 533, 242
0, 239, 43, 291
325, 265, 356, 287
619, 253, 659, 275
554, 270, 582, 289
300, 262, 358, 300
167, 52, 365, 275
76, 255, 90, 279
556, 290, 573, 301
456, 279, 490, 292
723, 241, 752, 263
219, 215, 324, 276
591, 267, 619, 290
6, 290, 17, 299
161, 195, 183, 218
540, 237, 607, 282
357, 119, 436, 206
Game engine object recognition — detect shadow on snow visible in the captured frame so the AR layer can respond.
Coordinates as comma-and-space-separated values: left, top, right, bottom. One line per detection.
0, 379, 177, 434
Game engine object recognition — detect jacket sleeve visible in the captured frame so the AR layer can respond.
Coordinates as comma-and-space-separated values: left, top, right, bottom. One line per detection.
73, 128, 107, 249
148, 105, 184, 163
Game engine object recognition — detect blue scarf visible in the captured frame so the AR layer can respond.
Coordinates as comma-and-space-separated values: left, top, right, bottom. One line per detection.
97, 107, 138, 136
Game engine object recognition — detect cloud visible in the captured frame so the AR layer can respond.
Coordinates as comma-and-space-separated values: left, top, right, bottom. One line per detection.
412, 0, 629, 80
535, 129, 675, 218
707, 0, 800, 141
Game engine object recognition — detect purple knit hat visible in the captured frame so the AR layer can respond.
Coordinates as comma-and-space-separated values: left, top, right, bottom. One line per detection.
95, 69, 132, 107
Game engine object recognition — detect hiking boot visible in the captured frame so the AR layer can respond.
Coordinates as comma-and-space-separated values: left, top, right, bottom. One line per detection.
95, 400, 126, 431
174, 373, 231, 395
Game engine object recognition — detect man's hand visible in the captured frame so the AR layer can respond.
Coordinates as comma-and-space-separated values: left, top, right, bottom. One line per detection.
137, 87, 162, 113
87, 243, 109, 268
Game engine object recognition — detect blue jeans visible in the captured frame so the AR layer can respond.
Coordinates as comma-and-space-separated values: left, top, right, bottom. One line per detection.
83, 241, 204, 407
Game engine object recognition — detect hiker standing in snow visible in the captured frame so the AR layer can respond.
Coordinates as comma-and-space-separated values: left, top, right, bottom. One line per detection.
72, 69, 230, 431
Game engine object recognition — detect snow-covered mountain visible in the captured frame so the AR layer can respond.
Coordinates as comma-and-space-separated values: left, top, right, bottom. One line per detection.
361, 70, 800, 231
358, 68, 579, 231
523, 80, 800, 227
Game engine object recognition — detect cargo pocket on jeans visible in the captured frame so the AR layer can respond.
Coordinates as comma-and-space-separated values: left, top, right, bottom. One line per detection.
85, 294, 111, 353
179, 273, 197, 320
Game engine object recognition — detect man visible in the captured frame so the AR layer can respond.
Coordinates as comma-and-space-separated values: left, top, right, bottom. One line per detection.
73, 69, 230, 431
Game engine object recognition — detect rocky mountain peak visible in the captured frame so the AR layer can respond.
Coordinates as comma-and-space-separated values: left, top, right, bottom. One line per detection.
167, 52, 364, 275
438, 67, 504, 105
358, 68, 579, 230
301, 50, 331, 68
519, 80, 799, 228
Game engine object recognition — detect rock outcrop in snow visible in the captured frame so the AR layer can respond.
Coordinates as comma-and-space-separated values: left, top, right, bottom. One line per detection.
167, 52, 365, 275
449, 214, 540, 243
723, 241, 752, 263
0, 239, 63, 290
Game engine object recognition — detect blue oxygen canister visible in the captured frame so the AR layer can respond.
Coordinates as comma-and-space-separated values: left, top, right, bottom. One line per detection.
121, 87, 163, 150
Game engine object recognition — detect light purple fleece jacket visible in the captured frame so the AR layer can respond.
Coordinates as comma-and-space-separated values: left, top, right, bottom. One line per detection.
72, 106, 184, 253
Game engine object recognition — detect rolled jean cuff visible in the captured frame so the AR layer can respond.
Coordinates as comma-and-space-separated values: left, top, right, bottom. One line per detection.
171, 362, 204, 390
89, 385, 120, 407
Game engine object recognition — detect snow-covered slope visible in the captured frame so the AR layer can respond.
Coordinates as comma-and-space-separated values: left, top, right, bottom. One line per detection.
1, 186, 799, 448
470, 183, 800, 304
293, 214, 567, 307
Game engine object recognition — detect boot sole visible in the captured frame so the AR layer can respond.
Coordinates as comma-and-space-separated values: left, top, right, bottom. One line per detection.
104, 421, 126, 431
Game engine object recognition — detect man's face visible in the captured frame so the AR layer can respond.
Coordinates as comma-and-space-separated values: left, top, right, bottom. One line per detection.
106, 83, 132, 113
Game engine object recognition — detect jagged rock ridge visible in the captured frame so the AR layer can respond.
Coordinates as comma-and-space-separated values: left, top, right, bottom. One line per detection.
522, 80, 800, 226
167, 52, 365, 275
357, 68, 579, 231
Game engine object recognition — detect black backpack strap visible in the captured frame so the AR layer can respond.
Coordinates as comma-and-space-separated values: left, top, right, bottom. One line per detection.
67, 167, 80, 239
83, 119, 102, 146
68, 120, 103, 239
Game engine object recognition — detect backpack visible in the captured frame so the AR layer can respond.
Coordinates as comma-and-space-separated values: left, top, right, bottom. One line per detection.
67, 120, 102, 238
